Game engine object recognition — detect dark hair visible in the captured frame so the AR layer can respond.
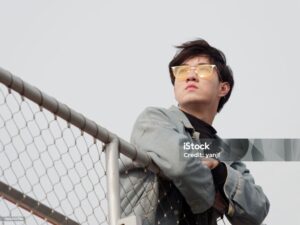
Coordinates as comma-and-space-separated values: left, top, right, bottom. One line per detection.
168, 39, 234, 112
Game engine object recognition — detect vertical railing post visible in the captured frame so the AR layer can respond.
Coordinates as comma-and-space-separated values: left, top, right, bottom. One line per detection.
105, 138, 121, 225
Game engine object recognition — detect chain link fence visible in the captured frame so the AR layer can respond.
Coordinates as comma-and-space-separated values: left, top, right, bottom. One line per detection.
0, 68, 160, 225
0, 81, 108, 224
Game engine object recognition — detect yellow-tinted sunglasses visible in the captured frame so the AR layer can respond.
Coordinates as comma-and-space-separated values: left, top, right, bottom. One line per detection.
172, 64, 217, 81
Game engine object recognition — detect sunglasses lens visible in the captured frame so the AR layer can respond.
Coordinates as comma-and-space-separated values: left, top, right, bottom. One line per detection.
196, 65, 213, 78
173, 66, 189, 80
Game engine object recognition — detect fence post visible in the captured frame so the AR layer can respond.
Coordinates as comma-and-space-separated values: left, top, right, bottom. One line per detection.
105, 138, 121, 225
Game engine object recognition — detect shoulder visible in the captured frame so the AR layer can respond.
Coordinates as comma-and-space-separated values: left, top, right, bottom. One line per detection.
137, 106, 174, 122
132, 106, 185, 132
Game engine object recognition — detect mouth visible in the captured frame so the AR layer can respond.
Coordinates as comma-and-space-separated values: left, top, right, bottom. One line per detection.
185, 84, 198, 90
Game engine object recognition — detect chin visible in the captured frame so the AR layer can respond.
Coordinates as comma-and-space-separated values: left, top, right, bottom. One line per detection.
181, 96, 207, 104
180, 99, 206, 108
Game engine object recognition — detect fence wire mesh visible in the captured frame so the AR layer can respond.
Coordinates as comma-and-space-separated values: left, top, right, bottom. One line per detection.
0, 83, 108, 225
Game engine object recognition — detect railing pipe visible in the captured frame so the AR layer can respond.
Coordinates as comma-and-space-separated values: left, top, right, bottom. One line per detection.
0, 67, 160, 174
105, 138, 121, 225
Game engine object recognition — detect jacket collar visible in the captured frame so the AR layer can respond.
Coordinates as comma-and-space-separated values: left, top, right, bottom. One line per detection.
168, 105, 201, 139
168, 105, 194, 128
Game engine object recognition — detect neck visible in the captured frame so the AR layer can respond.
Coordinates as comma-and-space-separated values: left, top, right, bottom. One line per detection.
179, 103, 217, 125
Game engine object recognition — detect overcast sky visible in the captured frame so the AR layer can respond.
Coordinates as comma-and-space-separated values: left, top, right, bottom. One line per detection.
1, 1, 300, 224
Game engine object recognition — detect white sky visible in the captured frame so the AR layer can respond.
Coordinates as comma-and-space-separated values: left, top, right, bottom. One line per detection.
1, 1, 300, 224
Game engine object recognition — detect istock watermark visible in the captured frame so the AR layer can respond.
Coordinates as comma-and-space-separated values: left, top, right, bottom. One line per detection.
183, 142, 211, 150
181, 140, 222, 159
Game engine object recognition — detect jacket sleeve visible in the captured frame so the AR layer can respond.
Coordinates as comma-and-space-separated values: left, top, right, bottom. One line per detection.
130, 107, 215, 213
223, 161, 270, 225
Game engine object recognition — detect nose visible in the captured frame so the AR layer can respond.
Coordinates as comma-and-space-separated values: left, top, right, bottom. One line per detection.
186, 67, 198, 82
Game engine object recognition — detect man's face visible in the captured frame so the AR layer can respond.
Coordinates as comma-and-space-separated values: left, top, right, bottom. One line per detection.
174, 55, 229, 111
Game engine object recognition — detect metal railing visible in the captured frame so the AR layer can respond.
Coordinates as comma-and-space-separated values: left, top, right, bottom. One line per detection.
0, 67, 159, 225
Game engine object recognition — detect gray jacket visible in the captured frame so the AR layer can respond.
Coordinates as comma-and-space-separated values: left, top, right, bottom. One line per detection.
120, 106, 270, 225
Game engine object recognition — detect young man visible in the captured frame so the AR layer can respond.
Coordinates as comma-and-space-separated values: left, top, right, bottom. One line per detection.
120, 39, 270, 225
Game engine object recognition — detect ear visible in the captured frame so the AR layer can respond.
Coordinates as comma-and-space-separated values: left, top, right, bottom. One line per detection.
218, 82, 230, 97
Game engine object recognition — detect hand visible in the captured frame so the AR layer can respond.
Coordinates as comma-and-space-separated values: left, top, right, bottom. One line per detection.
201, 158, 219, 169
